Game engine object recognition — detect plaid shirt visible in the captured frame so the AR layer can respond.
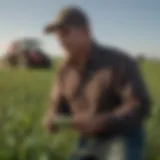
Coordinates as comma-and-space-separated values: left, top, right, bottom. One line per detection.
50, 41, 151, 137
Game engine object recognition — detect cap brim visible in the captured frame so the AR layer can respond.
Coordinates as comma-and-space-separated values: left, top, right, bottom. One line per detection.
44, 23, 64, 34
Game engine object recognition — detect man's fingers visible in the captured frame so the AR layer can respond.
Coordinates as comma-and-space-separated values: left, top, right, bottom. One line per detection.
42, 116, 58, 133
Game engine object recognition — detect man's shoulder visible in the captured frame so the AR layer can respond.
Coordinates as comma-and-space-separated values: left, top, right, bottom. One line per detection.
97, 44, 136, 67
99, 44, 134, 61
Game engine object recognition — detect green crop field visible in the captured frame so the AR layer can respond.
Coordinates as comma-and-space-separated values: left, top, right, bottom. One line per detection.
0, 60, 160, 160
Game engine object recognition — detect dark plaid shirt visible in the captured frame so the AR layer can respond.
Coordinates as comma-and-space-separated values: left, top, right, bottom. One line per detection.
50, 42, 151, 137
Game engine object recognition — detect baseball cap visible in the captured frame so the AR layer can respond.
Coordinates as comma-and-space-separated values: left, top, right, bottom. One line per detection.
44, 6, 89, 34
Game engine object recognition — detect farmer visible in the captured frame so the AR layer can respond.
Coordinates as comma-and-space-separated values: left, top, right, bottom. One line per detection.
43, 6, 151, 160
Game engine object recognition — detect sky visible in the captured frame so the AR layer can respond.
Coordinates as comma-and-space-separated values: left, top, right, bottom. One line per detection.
0, 0, 159, 58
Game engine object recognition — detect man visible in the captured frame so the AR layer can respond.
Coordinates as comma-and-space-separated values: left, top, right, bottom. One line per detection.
43, 6, 151, 160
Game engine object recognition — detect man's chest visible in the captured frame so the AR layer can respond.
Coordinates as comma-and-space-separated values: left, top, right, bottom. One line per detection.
62, 67, 112, 115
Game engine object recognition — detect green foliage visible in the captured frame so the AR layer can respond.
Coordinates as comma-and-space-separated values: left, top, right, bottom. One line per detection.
0, 60, 160, 160
0, 68, 76, 160
139, 60, 160, 160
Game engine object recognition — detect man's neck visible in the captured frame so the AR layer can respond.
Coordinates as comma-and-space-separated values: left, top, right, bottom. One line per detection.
69, 41, 92, 68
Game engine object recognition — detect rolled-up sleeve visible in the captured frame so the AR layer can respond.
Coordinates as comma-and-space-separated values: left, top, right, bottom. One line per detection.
121, 59, 151, 117
103, 59, 151, 137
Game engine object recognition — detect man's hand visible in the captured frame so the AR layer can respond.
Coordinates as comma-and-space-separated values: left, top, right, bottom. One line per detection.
71, 114, 105, 136
42, 114, 58, 133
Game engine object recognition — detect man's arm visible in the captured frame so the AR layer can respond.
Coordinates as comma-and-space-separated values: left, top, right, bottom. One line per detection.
43, 68, 70, 132
101, 59, 151, 137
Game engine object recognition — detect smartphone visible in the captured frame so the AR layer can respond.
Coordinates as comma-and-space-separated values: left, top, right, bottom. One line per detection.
52, 115, 73, 128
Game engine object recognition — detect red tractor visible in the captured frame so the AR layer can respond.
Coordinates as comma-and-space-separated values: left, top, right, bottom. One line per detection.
5, 38, 52, 69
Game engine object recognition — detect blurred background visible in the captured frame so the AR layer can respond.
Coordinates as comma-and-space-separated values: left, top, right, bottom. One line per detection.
0, 0, 159, 160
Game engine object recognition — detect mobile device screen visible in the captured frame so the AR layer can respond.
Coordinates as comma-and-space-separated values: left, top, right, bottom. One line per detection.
52, 116, 73, 128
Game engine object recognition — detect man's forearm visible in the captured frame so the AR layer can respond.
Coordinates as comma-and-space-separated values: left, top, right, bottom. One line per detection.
100, 102, 149, 137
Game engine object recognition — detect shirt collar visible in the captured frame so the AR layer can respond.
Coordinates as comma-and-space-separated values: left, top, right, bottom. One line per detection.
64, 40, 100, 71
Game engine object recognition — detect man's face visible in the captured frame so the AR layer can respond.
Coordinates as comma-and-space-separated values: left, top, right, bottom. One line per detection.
54, 26, 89, 55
